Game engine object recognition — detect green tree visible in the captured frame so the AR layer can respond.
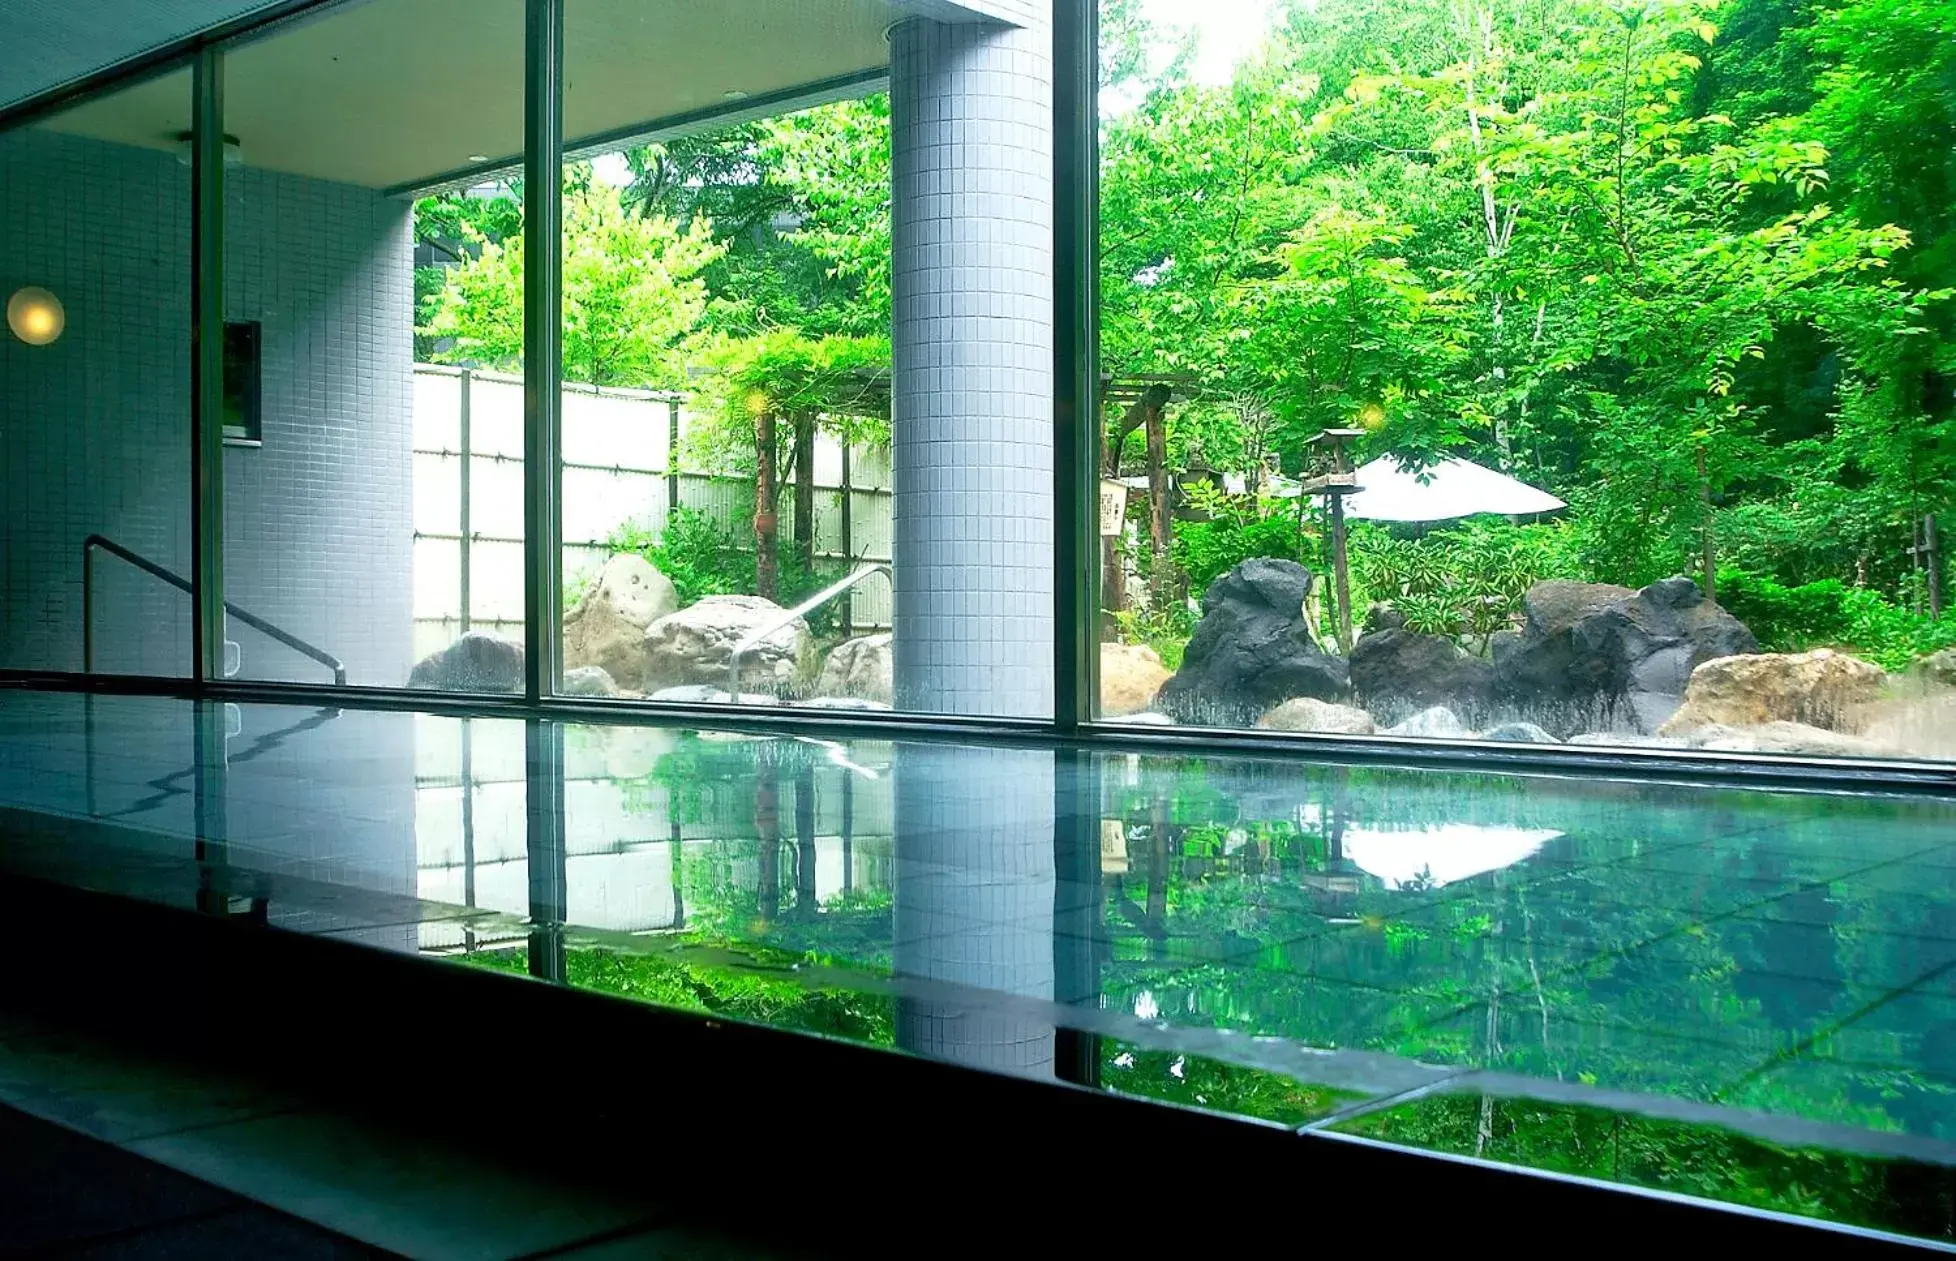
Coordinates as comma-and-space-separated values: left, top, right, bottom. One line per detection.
422, 178, 724, 388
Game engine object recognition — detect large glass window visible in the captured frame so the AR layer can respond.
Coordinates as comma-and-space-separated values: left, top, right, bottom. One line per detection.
548, 1, 1054, 719
220, 0, 528, 692
1, 71, 194, 677
1092, 0, 1955, 764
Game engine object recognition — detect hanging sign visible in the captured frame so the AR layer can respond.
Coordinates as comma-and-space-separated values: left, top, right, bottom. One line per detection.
1099, 479, 1129, 537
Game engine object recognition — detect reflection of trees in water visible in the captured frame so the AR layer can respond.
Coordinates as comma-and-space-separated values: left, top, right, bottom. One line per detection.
1342, 1093, 1956, 1241
1098, 760, 1956, 1148
593, 735, 1956, 1165
604, 733, 899, 967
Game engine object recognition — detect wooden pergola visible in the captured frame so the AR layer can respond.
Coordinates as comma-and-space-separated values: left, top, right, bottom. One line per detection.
1098, 371, 1201, 629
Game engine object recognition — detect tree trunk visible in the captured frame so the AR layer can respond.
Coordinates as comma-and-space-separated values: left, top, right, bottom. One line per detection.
1098, 396, 1124, 639
793, 410, 816, 581
755, 767, 780, 924
754, 410, 779, 601
794, 765, 817, 920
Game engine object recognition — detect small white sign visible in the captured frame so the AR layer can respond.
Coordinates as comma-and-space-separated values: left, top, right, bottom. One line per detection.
1099, 479, 1129, 537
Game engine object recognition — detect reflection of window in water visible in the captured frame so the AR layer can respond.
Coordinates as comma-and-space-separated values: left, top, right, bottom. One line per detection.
1341, 825, 1561, 891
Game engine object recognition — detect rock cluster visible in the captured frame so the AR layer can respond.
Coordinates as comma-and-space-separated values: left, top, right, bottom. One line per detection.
560, 554, 678, 690
642, 594, 813, 696
1154, 559, 1350, 725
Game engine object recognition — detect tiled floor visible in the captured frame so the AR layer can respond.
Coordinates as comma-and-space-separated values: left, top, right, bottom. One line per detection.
5, 690, 1956, 1240
0, 1099, 385, 1258
0, 1007, 808, 1260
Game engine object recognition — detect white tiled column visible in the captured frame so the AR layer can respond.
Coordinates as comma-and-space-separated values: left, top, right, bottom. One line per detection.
888, 13, 1054, 717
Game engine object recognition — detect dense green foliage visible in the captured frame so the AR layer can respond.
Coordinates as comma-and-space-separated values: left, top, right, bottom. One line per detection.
1351, 519, 1583, 641
462, 943, 895, 1046
1102, 0, 1953, 657
415, 0, 1952, 665
1169, 486, 1309, 591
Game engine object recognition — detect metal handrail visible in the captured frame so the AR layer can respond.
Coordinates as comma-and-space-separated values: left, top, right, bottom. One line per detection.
82, 534, 347, 685
728, 563, 892, 699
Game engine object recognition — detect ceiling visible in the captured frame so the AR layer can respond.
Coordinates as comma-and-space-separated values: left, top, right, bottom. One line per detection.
29, 0, 968, 192
0, 0, 286, 108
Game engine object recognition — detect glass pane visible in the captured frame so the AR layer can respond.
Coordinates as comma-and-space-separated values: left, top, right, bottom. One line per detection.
7, 685, 1956, 1239
1092, 0, 1955, 764
554, 1, 1053, 719
220, 0, 528, 691
1, 70, 194, 676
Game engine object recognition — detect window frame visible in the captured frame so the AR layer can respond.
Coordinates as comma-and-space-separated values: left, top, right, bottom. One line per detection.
0, 0, 1945, 794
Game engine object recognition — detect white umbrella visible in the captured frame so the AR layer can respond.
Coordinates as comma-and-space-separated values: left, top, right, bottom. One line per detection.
1340, 455, 1565, 523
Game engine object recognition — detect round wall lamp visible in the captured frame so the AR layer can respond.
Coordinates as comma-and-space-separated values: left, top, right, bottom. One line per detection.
172, 131, 245, 166
7, 286, 65, 346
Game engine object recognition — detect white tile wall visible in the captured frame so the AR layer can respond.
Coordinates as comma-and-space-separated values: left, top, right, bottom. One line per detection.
0, 126, 415, 687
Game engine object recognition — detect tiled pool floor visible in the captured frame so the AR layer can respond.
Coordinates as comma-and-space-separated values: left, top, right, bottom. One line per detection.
4, 691, 1956, 1241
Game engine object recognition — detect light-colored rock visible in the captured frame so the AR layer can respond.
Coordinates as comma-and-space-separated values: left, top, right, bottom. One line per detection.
1479, 721, 1557, 744
1101, 643, 1173, 716
561, 665, 618, 697
814, 634, 893, 705
1119, 711, 1177, 726
1256, 698, 1377, 735
640, 595, 813, 695
1857, 692, 1956, 761
1568, 731, 1690, 748
1659, 649, 1885, 736
1915, 648, 1956, 689
1688, 720, 1885, 758
562, 554, 678, 689
1385, 706, 1467, 738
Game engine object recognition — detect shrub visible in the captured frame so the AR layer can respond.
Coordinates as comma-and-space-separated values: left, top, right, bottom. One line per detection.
1351, 519, 1581, 652
603, 507, 852, 637
1114, 603, 1197, 671
637, 507, 754, 607
1172, 513, 1304, 592
1712, 569, 1853, 652
1716, 567, 1956, 671
1169, 485, 1306, 593
1839, 589, 1956, 673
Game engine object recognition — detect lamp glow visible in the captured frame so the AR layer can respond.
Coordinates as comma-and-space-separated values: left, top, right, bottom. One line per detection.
7, 286, 64, 346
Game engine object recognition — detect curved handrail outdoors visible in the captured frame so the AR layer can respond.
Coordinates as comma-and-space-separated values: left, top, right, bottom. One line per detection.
81, 533, 347, 685
727, 563, 892, 701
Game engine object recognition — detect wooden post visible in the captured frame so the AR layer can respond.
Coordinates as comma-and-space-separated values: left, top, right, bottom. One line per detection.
840, 442, 854, 638
1306, 429, 1365, 654
1100, 405, 1124, 637
792, 410, 816, 578
1329, 492, 1352, 653
1144, 393, 1173, 607
1927, 514, 1943, 620
1698, 442, 1716, 602
666, 398, 681, 515
754, 410, 778, 601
